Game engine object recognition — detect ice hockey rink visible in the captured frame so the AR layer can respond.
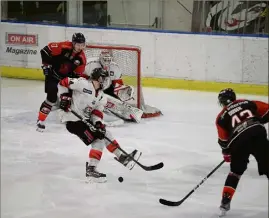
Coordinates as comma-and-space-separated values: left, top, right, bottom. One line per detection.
1, 77, 268, 218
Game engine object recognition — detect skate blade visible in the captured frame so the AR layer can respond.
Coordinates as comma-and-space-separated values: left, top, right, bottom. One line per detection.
85, 176, 107, 184
218, 208, 228, 217
36, 127, 45, 132
126, 151, 142, 170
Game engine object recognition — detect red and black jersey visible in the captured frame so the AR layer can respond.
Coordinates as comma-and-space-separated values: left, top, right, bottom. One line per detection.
216, 99, 269, 149
40, 41, 87, 78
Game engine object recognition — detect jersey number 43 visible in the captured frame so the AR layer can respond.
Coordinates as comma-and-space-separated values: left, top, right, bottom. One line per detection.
231, 109, 254, 127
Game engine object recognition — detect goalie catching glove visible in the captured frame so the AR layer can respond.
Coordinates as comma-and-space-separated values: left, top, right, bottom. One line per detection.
105, 94, 144, 123
113, 83, 135, 102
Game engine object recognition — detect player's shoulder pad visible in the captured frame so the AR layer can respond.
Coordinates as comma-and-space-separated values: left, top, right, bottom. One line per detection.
47, 41, 72, 54
68, 77, 79, 84
251, 100, 265, 106
253, 100, 269, 111
69, 77, 88, 89
61, 41, 73, 49
216, 107, 227, 124
81, 79, 94, 94
76, 76, 87, 82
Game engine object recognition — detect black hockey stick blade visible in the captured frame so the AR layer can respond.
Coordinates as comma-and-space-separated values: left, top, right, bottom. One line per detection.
115, 150, 163, 171
159, 198, 183, 206
159, 160, 225, 206
112, 141, 164, 171
141, 162, 164, 171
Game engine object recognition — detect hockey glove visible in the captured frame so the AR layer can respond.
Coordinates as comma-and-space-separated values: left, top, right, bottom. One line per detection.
60, 93, 72, 112
222, 151, 231, 162
41, 65, 52, 76
94, 121, 106, 140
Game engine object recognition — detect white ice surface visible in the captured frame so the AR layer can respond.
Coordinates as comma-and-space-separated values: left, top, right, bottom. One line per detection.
1, 78, 268, 218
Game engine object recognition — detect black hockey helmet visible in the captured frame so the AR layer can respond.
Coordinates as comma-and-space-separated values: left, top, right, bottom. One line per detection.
91, 68, 109, 81
91, 68, 109, 90
218, 88, 236, 107
72, 33, 85, 44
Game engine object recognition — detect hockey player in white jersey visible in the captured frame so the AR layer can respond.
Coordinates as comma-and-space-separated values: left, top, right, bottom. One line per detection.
57, 68, 140, 183
85, 50, 144, 124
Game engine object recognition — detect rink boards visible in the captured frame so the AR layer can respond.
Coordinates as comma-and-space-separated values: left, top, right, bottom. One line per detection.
0, 21, 268, 96
1, 65, 267, 96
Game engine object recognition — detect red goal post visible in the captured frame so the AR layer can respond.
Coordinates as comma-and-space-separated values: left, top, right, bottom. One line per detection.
85, 43, 162, 118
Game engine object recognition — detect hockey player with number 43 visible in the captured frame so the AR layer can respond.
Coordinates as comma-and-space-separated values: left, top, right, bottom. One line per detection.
57, 68, 141, 183
215, 88, 269, 217
85, 50, 144, 124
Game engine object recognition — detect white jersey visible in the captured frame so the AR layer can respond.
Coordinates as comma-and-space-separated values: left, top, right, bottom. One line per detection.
57, 77, 107, 124
85, 57, 122, 81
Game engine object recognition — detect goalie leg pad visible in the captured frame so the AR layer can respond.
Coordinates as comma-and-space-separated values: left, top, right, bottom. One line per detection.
105, 94, 143, 123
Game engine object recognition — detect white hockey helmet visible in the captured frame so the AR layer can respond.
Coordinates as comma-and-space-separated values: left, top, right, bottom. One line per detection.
99, 50, 112, 70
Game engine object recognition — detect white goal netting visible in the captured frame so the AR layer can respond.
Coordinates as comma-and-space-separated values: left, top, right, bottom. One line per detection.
85, 43, 161, 118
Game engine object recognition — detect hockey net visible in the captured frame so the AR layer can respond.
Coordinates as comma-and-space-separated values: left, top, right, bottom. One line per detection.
85, 43, 162, 118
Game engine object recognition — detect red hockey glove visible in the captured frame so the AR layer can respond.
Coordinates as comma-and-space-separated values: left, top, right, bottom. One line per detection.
222, 151, 231, 162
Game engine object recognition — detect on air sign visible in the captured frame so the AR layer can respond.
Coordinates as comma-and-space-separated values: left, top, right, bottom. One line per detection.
5, 33, 38, 46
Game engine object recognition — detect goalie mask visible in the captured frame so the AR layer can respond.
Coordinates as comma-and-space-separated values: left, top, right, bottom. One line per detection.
91, 68, 110, 90
99, 50, 112, 70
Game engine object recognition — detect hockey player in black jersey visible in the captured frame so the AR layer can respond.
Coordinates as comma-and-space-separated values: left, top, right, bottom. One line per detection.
215, 88, 269, 216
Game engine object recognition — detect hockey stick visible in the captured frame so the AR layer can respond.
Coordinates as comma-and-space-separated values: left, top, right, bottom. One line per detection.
159, 160, 225, 206
70, 109, 164, 171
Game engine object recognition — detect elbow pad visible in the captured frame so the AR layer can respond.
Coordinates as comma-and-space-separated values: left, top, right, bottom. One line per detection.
40, 46, 52, 64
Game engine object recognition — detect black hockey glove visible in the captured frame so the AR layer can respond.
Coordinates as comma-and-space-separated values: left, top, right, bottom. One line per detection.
93, 121, 106, 140
41, 65, 52, 76
60, 93, 72, 112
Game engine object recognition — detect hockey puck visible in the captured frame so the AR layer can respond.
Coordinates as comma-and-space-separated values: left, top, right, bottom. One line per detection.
118, 177, 124, 183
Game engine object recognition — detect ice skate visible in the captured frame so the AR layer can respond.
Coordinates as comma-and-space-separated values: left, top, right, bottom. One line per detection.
115, 149, 142, 170
85, 162, 107, 183
219, 194, 231, 217
36, 120, 45, 132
